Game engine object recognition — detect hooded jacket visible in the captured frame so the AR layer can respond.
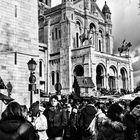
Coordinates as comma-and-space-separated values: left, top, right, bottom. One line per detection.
43, 106, 67, 138
97, 118, 125, 140
79, 104, 97, 136
123, 112, 138, 140
0, 116, 39, 140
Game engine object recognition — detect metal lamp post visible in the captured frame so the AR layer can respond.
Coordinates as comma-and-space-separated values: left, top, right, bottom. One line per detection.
27, 58, 37, 106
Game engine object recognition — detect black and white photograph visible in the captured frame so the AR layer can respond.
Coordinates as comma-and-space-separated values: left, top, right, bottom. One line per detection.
0, 0, 140, 140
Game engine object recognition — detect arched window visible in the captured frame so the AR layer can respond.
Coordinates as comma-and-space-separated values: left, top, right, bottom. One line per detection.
99, 40, 101, 51
76, 21, 82, 48
120, 68, 128, 90
39, 61, 42, 77
89, 23, 96, 45
98, 30, 103, 52
56, 71, 60, 83
55, 28, 57, 39
106, 33, 110, 53
108, 67, 117, 90
96, 64, 105, 90
52, 71, 55, 85
52, 32, 54, 40
76, 32, 79, 48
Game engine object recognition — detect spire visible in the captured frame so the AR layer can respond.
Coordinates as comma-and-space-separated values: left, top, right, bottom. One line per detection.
102, 1, 111, 15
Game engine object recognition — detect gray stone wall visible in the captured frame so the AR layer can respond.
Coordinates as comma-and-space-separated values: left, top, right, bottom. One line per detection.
0, 0, 39, 106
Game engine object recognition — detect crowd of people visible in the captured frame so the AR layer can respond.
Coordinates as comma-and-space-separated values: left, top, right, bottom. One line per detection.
0, 94, 140, 140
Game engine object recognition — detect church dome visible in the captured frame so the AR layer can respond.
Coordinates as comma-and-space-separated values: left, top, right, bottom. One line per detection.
102, 1, 111, 14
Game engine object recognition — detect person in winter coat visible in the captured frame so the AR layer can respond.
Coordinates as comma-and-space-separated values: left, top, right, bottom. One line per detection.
79, 98, 97, 140
123, 98, 140, 140
43, 95, 67, 140
94, 102, 107, 137
97, 103, 125, 140
29, 101, 48, 140
0, 101, 39, 140
63, 103, 78, 140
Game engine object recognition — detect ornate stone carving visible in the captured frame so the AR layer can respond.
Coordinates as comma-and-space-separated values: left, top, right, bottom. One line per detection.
51, 16, 61, 25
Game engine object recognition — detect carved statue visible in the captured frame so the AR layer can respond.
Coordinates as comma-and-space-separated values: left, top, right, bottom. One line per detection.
79, 33, 88, 44
118, 40, 132, 54
79, 29, 94, 45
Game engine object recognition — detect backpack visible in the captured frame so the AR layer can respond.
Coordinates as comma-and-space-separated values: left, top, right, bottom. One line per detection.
87, 109, 107, 136
87, 114, 97, 136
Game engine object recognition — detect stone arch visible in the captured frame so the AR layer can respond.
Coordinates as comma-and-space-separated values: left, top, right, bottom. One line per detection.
96, 63, 106, 90
120, 67, 128, 90
39, 59, 44, 78
75, 18, 83, 28
75, 20, 83, 48
56, 70, 60, 83
98, 30, 103, 52
73, 64, 84, 76
108, 65, 117, 90
109, 65, 117, 76
99, 27, 104, 35
89, 22, 96, 31
88, 22, 96, 45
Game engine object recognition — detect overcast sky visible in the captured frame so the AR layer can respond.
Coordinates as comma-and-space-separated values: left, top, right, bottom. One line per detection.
51, 0, 140, 70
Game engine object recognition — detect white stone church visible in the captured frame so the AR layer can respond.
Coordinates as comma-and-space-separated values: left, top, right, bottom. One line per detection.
39, 0, 134, 96
0, 0, 134, 109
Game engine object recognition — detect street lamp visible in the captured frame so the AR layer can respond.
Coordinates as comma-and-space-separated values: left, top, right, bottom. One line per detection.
27, 58, 37, 107
27, 58, 37, 71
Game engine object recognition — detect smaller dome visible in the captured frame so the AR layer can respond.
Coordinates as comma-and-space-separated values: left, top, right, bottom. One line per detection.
102, 1, 111, 14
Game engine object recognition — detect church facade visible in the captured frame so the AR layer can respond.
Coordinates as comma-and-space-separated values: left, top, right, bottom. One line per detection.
0, 0, 134, 110
39, 0, 134, 96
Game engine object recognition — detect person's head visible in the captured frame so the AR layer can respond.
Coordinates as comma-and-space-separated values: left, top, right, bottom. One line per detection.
21, 105, 28, 118
129, 99, 140, 119
87, 97, 96, 104
107, 103, 124, 122
82, 98, 88, 105
50, 95, 59, 107
129, 99, 140, 111
2, 102, 23, 119
29, 101, 39, 117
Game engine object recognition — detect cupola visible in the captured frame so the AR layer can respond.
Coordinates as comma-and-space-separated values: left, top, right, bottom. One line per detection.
102, 1, 111, 23
102, 1, 111, 15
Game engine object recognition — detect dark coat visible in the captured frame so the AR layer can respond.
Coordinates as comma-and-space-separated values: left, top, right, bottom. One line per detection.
43, 106, 67, 138
64, 110, 77, 140
97, 119, 125, 140
0, 116, 39, 140
79, 104, 97, 136
123, 112, 138, 140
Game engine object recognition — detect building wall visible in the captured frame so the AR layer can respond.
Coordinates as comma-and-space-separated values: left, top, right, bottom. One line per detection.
0, 0, 39, 107
41, 0, 134, 95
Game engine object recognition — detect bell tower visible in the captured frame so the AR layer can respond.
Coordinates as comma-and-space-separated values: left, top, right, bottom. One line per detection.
102, 1, 111, 23
102, 1, 113, 54
60, 0, 75, 93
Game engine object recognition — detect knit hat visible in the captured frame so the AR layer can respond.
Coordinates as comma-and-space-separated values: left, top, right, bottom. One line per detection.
129, 99, 140, 111
131, 104, 140, 118
29, 101, 39, 116
107, 103, 123, 121
50, 95, 59, 102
